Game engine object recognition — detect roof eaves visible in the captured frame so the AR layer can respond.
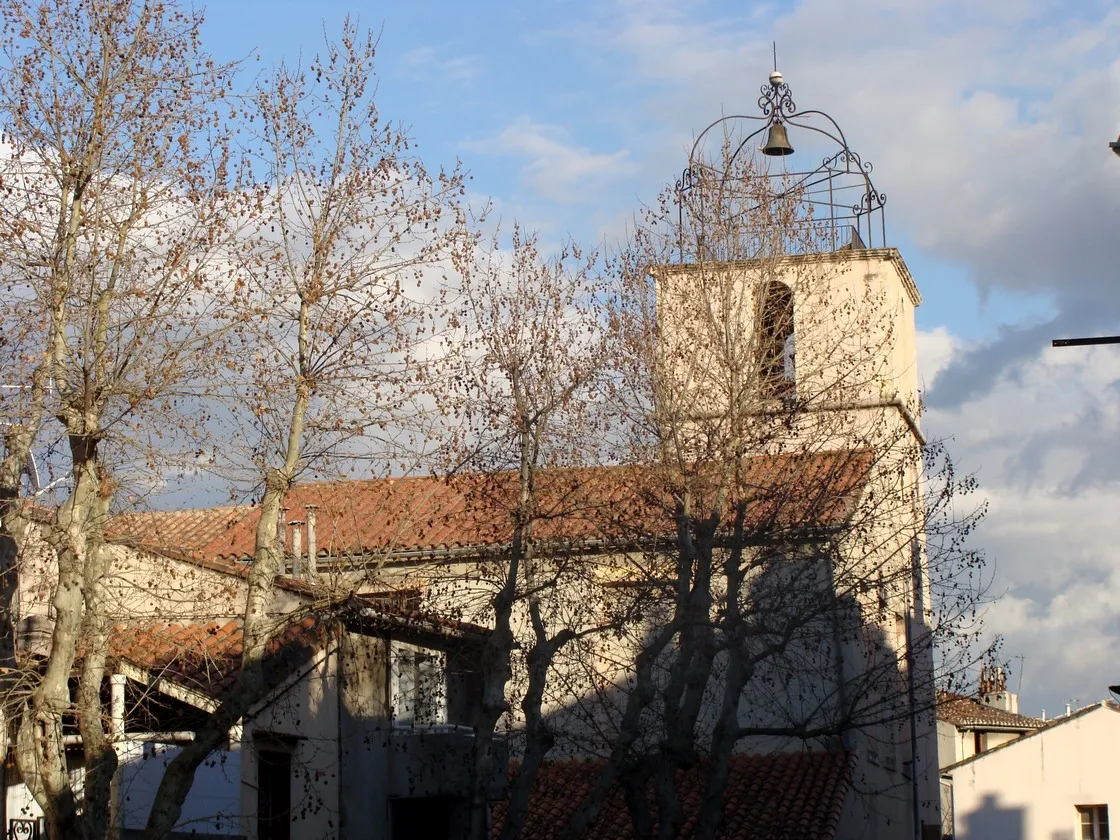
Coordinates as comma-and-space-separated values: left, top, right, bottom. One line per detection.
353, 605, 489, 644
952, 722, 1043, 732
116, 660, 220, 713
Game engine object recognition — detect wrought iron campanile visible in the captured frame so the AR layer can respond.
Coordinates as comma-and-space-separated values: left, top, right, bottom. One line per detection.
675, 66, 888, 259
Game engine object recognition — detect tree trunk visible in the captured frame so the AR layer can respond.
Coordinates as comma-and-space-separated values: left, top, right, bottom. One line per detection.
468, 429, 533, 840
497, 601, 572, 840
17, 431, 104, 840
77, 541, 118, 840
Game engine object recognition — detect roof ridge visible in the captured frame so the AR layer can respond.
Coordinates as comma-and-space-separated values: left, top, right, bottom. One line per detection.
116, 503, 254, 517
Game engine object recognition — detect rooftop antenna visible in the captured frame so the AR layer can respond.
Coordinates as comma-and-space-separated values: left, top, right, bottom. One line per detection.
1012, 654, 1025, 695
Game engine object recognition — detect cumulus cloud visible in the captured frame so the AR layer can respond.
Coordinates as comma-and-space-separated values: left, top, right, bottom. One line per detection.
921, 333, 1120, 713
916, 327, 959, 391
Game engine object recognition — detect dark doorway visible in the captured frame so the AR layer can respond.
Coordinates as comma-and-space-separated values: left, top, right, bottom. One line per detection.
391, 797, 453, 840
257, 749, 292, 840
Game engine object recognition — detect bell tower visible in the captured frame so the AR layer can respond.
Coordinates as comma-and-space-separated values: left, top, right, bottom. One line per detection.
657, 65, 938, 840
661, 63, 921, 439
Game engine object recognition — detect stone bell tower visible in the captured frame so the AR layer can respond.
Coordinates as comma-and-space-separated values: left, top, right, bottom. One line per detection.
658, 66, 939, 840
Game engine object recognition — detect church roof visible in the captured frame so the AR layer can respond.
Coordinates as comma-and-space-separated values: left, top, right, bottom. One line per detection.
109, 451, 871, 565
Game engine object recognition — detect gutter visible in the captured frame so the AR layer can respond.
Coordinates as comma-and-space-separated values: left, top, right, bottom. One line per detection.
809, 398, 925, 447
62, 732, 196, 747
267, 520, 847, 575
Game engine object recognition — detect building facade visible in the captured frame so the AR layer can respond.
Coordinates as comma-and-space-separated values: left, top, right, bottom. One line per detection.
945, 701, 1120, 840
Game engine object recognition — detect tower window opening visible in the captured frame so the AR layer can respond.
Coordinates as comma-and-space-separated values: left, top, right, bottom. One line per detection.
757, 281, 795, 399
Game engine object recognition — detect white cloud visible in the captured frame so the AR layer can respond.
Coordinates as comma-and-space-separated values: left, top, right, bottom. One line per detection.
468, 118, 638, 204
400, 45, 481, 84
923, 340, 1120, 713
916, 327, 960, 391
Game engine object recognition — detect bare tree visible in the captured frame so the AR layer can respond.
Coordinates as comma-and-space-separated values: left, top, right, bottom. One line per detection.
141, 19, 474, 839
540, 149, 992, 840
0, 2, 238, 837
429, 225, 624, 840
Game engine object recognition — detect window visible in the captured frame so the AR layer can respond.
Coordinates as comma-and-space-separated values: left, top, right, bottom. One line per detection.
391, 797, 453, 840
257, 749, 292, 840
756, 281, 795, 399
1079, 805, 1110, 840
973, 731, 988, 754
391, 642, 446, 726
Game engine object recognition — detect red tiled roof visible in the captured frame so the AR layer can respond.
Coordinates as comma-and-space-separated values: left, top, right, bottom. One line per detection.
108, 597, 489, 701
494, 752, 854, 840
110, 452, 870, 564
108, 614, 328, 700
936, 692, 1045, 730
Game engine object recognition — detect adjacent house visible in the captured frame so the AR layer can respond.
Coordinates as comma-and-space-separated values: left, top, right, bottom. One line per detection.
5, 596, 505, 840
944, 700, 1120, 840
937, 673, 1045, 769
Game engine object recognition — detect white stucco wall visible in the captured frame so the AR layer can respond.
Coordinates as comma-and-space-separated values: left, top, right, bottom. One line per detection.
949, 703, 1120, 840
242, 647, 340, 840
4, 742, 241, 838
118, 740, 242, 836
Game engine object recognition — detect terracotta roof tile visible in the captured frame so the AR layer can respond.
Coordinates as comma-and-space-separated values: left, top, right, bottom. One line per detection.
108, 597, 489, 702
494, 751, 854, 840
936, 692, 1045, 730
110, 452, 870, 565
108, 615, 327, 700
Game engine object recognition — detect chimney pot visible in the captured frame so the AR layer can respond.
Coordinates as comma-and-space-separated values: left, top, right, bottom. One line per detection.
304, 506, 318, 582
289, 521, 304, 578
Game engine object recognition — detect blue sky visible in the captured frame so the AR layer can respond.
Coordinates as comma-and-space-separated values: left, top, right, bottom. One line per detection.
197, 0, 1120, 716
200, 0, 1104, 339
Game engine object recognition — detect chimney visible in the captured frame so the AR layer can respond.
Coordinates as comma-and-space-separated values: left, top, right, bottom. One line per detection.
277, 507, 289, 574
978, 691, 1017, 714
304, 505, 318, 582
289, 521, 304, 578
977, 665, 1017, 714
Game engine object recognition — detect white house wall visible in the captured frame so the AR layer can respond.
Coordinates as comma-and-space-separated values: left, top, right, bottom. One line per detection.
242, 646, 340, 840
949, 704, 1120, 840
118, 740, 242, 837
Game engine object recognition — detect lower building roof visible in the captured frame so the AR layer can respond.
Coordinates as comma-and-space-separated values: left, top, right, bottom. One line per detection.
492, 751, 854, 840
936, 692, 1045, 731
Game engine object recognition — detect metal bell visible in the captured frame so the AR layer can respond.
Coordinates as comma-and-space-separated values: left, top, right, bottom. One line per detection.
762, 121, 794, 156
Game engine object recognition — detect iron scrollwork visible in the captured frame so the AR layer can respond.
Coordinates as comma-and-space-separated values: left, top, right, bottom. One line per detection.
675, 165, 702, 200
758, 80, 796, 121
8, 819, 40, 840
853, 189, 887, 218
679, 69, 890, 251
